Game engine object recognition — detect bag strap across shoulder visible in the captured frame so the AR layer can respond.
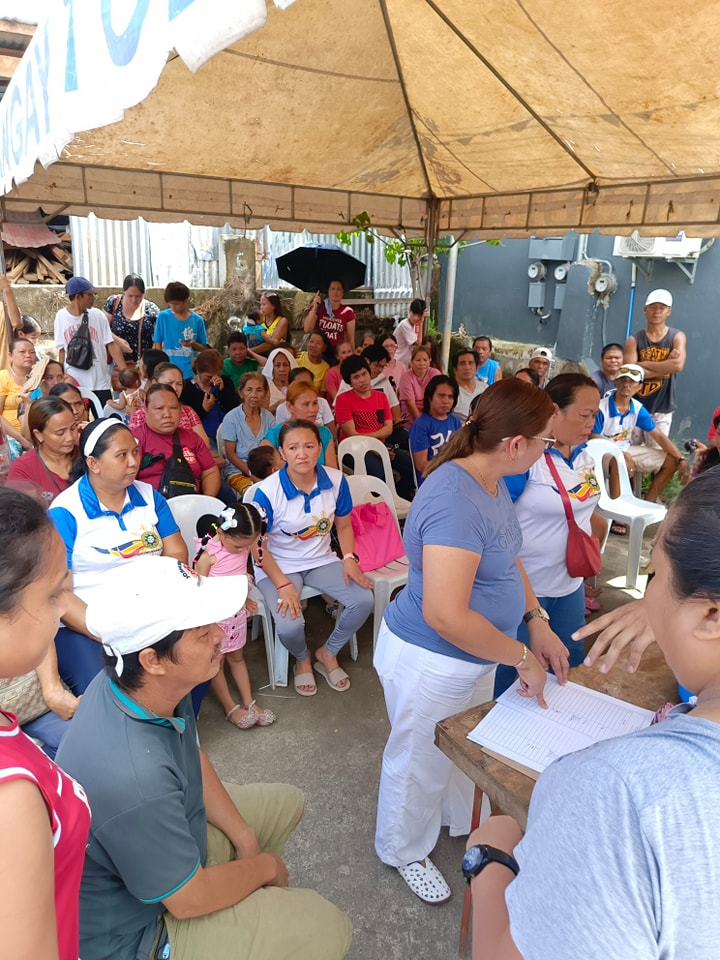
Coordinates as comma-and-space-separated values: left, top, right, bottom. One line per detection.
544, 451, 577, 529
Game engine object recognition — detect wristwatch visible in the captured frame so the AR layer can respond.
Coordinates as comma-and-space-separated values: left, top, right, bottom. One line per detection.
342, 552, 359, 563
462, 844, 519, 884
523, 606, 550, 625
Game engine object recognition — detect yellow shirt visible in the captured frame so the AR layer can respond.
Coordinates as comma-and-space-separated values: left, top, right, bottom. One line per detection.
0, 369, 23, 429
297, 353, 330, 393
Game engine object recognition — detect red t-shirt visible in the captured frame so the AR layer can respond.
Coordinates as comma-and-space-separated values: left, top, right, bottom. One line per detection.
0, 712, 90, 960
315, 303, 355, 345
134, 423, 215, 491
334, 389, 392, 440
7, 449, 70, 506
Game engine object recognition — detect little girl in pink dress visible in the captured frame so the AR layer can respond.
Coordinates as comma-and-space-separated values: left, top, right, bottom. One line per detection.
194, 504, 276, 729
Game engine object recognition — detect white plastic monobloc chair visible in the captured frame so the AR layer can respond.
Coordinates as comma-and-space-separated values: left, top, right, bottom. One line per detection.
215, 425, 226, 458
242, 485, 358, 686
345, 474, 409, 649
79, 387, 104, 420
585, 438, 667, 589
337, 436, 412, 520
168, 494, 278, 687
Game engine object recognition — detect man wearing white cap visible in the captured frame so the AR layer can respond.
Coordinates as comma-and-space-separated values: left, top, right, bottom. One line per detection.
624, 288, 686, 445
528, 347, 553, 388
57, 556, 351, 960
591, 363, 689, 504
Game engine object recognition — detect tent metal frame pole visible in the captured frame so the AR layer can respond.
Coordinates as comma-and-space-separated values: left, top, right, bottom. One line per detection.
440, 236, 458, 373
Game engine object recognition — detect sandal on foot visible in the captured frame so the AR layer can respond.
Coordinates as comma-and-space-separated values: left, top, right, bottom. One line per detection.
313, 662, 351, 692
225, 704, 256, 729
246, 700, 276, 726
293, 670, 317, 697
610, 522, 628, 536
585, 596, 600, 613
396, 858, 451, 904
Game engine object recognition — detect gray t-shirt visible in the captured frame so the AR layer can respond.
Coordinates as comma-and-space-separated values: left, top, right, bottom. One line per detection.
384, 460, 524, 662
506, 707, 720, 959
56, 674, 206, 960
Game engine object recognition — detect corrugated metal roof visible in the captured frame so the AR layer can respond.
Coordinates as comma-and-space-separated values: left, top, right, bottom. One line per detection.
1, 212, 58, 248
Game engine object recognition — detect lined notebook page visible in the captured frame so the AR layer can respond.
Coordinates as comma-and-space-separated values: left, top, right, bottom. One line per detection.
467, 676, 654, 774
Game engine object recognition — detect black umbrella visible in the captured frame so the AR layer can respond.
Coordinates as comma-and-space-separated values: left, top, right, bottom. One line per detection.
275, 243, 366, 293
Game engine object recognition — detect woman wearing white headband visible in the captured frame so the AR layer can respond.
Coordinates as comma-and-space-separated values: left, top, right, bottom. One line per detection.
48, 418, 187, 696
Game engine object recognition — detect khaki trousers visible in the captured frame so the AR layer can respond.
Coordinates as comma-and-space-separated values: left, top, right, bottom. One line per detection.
164, 783, 352, 960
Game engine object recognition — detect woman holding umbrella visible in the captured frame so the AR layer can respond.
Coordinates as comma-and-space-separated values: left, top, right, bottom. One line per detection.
304, 280, 356, 349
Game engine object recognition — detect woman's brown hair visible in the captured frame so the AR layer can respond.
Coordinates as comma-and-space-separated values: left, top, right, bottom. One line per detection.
425, 378, 554, 477
286, 380, 319, 405
192, 348, 223, 375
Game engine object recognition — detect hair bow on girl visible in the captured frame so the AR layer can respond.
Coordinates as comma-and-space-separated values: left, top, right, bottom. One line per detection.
219, 508, 238, 531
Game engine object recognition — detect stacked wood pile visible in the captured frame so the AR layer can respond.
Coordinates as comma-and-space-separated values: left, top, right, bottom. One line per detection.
3, 232, 73, 284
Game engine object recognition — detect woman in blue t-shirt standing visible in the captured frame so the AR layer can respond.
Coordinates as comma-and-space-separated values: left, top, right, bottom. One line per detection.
374, 379, 570, 904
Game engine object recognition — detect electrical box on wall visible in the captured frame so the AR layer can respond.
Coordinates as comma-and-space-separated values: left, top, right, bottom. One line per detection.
553, 285, 567, 311
528, 236, 577, 262
528, 283, 545, 308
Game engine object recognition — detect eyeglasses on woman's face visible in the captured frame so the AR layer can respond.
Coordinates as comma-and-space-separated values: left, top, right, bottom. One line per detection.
500, 435, 556, 449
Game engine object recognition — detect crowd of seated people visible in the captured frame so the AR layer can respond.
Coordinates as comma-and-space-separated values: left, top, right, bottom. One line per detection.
3, 271, 718, 960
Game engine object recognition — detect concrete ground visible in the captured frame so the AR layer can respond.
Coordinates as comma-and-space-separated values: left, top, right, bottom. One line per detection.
198, 530, 657, 960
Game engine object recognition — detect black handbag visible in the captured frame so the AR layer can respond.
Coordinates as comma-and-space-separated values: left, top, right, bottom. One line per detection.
159, 431, 198, 499
65, 310, 94, 370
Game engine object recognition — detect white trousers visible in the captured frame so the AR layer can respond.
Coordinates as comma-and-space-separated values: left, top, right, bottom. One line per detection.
373, 620, 495, 867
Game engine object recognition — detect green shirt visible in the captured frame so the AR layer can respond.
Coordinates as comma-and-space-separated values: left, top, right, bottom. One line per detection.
222, 356, 259, 388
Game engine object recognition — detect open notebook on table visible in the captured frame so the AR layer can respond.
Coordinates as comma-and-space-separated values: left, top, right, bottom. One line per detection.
467, 675, 654, 779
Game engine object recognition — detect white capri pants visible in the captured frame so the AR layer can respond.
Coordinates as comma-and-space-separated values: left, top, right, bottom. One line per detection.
373, 619, 495, 868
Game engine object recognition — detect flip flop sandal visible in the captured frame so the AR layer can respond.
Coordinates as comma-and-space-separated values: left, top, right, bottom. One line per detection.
396, 858, 452, 904
313, 662, 351, 692
293, 670, 317, 697
584, 596, 600, 613
610, 522, 628, 536
246, 700, 276, 726
225, 704, 256, 729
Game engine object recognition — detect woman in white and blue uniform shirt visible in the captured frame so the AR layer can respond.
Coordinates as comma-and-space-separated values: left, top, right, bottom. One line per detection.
252, 419, 373, 696
497, 374, 605, 695
49, 419, 187, 696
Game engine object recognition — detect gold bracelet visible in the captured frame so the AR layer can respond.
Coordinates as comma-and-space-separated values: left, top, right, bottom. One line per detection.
513, 644, 528, 670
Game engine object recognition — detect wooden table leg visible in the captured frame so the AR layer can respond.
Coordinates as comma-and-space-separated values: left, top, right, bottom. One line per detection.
459, 784, 483, 957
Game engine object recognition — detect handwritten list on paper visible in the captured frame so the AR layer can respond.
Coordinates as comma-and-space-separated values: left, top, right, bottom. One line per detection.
467, 677, 654, 774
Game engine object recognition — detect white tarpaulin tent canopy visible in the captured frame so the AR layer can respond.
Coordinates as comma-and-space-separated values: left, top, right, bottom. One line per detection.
3, 0, 720, 239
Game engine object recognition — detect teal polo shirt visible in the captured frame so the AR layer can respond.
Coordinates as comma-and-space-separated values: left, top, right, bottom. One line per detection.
57, 673, 206, 960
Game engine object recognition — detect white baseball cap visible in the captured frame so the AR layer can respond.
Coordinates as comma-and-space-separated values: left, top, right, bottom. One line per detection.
530, 347, 553, 362
616, 363, 645, 383
86, 556, 248, 675
645, 289, 673, 307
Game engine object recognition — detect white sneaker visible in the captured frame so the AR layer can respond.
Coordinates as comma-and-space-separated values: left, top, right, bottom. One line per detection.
396, 858, 452, 904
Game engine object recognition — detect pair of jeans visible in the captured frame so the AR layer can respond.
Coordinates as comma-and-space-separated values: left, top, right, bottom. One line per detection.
22, 711, 71, 760
55, 626, 104, 695
493, 585, 586, 698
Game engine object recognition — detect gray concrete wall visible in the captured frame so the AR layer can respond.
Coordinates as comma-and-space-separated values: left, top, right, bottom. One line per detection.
442, 231, 718, 440
11, 286, 219, 332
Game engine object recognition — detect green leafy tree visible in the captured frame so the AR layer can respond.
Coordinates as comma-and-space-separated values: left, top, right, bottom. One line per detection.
338, 212, 499, 321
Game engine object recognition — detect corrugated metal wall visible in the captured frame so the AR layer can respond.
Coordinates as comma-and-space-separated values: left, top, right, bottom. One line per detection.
258, 226, 412, 316
70, 215, 412, 314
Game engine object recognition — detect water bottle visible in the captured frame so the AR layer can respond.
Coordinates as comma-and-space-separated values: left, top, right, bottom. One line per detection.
0, 422, 11, 485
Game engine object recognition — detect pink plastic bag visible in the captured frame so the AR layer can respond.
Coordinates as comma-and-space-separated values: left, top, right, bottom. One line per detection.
350, 501, 405, 572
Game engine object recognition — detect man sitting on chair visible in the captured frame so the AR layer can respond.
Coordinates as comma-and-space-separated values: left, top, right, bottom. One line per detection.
591, 363, 689, 507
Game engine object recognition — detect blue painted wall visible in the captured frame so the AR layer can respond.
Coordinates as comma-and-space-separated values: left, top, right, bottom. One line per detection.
442, 230, 717, 440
